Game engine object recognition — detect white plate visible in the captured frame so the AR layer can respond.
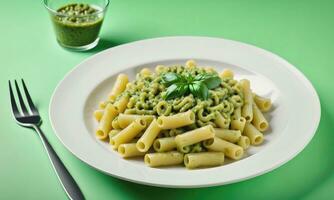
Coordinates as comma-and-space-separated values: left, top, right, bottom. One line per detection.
49, 36, 320, 188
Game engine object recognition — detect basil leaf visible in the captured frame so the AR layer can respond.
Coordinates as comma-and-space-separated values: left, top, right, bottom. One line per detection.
161, 72, 218, 100
194, 73, 213, 81
164, 83, 189, 100
189, 81, 209, 100
164, 84, 179, 100
199, 83, 209, 100
161, 73, 181, 86
189, 82, 201, 97
179, 84, 189, 96
203, 75, 221, 89
184, 72, 194, 82
194, 74, 206, 81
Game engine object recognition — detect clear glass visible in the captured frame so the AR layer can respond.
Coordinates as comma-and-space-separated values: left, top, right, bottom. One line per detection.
44, 0, 110, 51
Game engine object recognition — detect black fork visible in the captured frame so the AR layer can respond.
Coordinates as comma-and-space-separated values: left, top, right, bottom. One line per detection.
9, 79, 84, 200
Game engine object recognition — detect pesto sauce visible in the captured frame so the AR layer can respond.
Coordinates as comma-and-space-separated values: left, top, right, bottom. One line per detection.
51, 3, 103, 47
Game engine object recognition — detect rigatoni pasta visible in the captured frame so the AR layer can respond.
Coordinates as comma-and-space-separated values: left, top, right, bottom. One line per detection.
184, 152, 225, 169
94, 60, 273, 169
157, 110, 195, 129
253, 93, 272, 112
109, 119, 146, 149
220, 68, 234, 79
214, 128, 241, 143
109, 130, 121, 141
140, 68, 152, 76
231, 117, 246, 132
252, 102, 269, 132
93, 109, 104, 122
108, 74, 128, 100
153, 137, 176, 152
203, 137, 244, 160
175, 125, 215, 152
144, 152, 184, 167
244, 123, 264, 145
231, 106, 241, 120
240, 79, 253, 122
238, 136, 250, 150
118, 143, 146, 158
117, 114, 154, 129
136, 119, 161, 152
96, 104, 118, 140
114, 94, 129, 113
214, 112, 230, 129
111, 117, 121, 129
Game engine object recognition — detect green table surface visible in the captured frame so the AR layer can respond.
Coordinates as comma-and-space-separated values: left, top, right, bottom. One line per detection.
1, 0, 333, 199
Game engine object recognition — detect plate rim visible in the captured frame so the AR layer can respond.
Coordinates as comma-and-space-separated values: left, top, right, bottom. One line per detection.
49, 36, 321, 188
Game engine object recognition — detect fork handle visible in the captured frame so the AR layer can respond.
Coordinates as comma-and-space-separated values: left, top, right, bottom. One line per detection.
33, 125, 85, 200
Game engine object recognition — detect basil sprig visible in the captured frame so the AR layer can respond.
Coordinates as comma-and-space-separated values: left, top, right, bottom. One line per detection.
161, 72, 221, 100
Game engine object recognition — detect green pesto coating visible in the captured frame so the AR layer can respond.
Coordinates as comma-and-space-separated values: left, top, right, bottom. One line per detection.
111, 65, 245, 153
51, 3, 103, 47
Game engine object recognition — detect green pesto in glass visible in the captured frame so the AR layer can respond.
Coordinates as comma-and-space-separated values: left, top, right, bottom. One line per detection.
51, 3, 103, 47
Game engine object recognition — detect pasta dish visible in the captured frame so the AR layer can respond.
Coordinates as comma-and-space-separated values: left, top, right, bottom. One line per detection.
94, 60, 272, 169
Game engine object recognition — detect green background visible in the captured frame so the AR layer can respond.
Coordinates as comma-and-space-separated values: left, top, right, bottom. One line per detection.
0, 0, 333, 199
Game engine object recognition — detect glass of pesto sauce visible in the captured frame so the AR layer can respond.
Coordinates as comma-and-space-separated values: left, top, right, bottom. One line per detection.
44, 0, 109, 51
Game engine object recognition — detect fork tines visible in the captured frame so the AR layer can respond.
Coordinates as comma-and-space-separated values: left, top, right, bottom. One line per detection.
9, 79, 39, 118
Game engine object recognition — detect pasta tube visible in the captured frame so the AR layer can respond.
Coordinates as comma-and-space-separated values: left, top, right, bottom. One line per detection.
184, 152, 225, 169
118, 143, 146, 158
93, 109, 104, 122
118, 114, 154, 128
231, 117, 246, 133
204, 66, 215, 73
240, 79, 253, 122
175, 125, 215, 152
99, 101, 107, 109
238, 136, 250, 150
252, 102, 269, 132
214, 128, 241, 143
242, 103, 253, 122
108, 74, 128, 100
96, 104, 118, 139
112, 118, 121, 129
140, 68, 152, 76
144, 152, 183, 167
253, 93, 272, 112
214, 112, 230, 129
136, 119, 161, 152
110, 119, 146, 149
219, 69, 234, 79
157, 110, 195, 129
244, 123, 264, 145
203, 137, 244, 160
153, 137, 176, 152
155, 65, 166, 73
231, 107, 241, 120
108, 129, 121, 144
185, 60, 196, 68
114, 95, 129, 113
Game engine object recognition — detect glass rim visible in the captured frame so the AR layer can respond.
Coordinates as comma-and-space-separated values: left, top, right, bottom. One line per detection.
43, 0, 110, 17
